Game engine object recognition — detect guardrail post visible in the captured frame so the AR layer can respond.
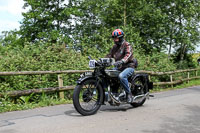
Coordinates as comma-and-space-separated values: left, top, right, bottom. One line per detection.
170, 75, 173, 88
187, 72, 190, 84
58, 74, 64, 99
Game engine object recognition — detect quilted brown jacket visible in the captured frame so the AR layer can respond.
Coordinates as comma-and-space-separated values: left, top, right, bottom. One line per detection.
106, 40, 136, 71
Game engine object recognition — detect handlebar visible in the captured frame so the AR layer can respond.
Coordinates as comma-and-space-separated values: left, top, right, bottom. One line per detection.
88, 56, 115, 68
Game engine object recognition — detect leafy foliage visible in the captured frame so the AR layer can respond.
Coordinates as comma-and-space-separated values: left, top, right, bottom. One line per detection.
19, 0, 73, 43
0, 44, 88, 92
0, 0, 200, 112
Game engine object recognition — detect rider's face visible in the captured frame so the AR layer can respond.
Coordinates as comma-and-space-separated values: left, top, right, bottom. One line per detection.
113, 37, 119, 42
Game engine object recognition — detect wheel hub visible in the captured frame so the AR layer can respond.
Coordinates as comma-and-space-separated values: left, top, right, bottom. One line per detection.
82, 90, 92, 102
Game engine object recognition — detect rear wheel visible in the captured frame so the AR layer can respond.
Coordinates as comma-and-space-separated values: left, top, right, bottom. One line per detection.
130, 76, 146, 107
131, 98, 146, 107
73, 79, 103, 116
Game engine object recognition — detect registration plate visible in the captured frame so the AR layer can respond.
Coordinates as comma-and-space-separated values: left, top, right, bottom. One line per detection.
80, 71, 93, 78
89, 60, 96, 68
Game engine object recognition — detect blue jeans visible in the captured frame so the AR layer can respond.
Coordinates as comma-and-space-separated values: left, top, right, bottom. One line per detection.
119, 68, 134, 93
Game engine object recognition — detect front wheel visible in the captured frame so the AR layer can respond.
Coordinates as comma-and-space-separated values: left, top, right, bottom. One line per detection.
73, 79, 103, 116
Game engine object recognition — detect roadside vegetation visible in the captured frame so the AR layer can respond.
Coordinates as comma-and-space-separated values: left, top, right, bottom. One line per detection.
1, 79, 200, 113
0, 0, 200, 113
152, 79, 200, 93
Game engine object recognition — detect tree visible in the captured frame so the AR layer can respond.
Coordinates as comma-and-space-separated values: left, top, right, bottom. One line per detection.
0, 30, 23, 48
171, 0, 200, 66
19, 0, 73, 44
1, 0, 199, 65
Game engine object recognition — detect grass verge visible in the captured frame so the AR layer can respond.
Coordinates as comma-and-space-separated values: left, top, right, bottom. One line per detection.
0, 93, 73, 113
151, 79, 200, 93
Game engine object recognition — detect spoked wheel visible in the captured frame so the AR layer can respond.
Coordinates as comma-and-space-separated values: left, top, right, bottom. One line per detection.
130, 77, 146, 107
73, 79, 103, 116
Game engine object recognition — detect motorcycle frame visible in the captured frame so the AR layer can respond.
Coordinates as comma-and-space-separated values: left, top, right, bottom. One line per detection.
76, 66, 153, 105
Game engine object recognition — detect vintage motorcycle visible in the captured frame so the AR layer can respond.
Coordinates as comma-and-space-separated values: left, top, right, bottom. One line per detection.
73, 57, 153, 116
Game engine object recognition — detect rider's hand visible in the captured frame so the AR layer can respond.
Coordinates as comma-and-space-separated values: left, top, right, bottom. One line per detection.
114, 60, 123, 67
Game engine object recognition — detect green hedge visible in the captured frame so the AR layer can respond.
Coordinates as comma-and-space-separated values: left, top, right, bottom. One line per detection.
0, 44, 89, 92
0, 43, 198, 93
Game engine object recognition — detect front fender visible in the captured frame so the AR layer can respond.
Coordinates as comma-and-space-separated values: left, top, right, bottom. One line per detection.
76, 75, 95, 85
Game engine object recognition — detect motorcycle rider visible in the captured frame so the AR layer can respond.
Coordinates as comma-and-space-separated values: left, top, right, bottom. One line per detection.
106, 29, 135, 103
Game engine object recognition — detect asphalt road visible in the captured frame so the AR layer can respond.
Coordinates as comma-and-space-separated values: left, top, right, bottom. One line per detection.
0, 86, 200, 133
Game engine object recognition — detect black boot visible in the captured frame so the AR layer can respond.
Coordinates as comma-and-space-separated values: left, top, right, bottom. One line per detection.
127, 93, 133, 103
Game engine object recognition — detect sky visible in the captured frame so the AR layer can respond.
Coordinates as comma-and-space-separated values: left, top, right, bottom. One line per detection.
0, 0, 199, 52
0, 0, 25, 33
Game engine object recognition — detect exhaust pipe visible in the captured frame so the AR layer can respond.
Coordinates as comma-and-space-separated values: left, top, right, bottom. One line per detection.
133, 92, 149, 102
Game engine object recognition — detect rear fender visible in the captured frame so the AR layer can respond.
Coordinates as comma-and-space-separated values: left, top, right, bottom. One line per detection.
132, 73, 153, 92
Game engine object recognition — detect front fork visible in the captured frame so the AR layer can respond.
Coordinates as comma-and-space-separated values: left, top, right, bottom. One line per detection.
94, 78, 107, 105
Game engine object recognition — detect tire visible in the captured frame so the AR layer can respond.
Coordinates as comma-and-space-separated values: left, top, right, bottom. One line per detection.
130, 76, 146, 107
130, 98, 146, 107
73, 79, 103, 116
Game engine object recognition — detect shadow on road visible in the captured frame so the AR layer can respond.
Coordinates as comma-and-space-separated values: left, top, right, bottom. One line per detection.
64, 109, 83, 117
100, 104, 135, 112
64, 104, 139, 117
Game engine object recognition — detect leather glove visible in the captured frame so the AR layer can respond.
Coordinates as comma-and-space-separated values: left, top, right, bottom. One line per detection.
114, 60, 123, 67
